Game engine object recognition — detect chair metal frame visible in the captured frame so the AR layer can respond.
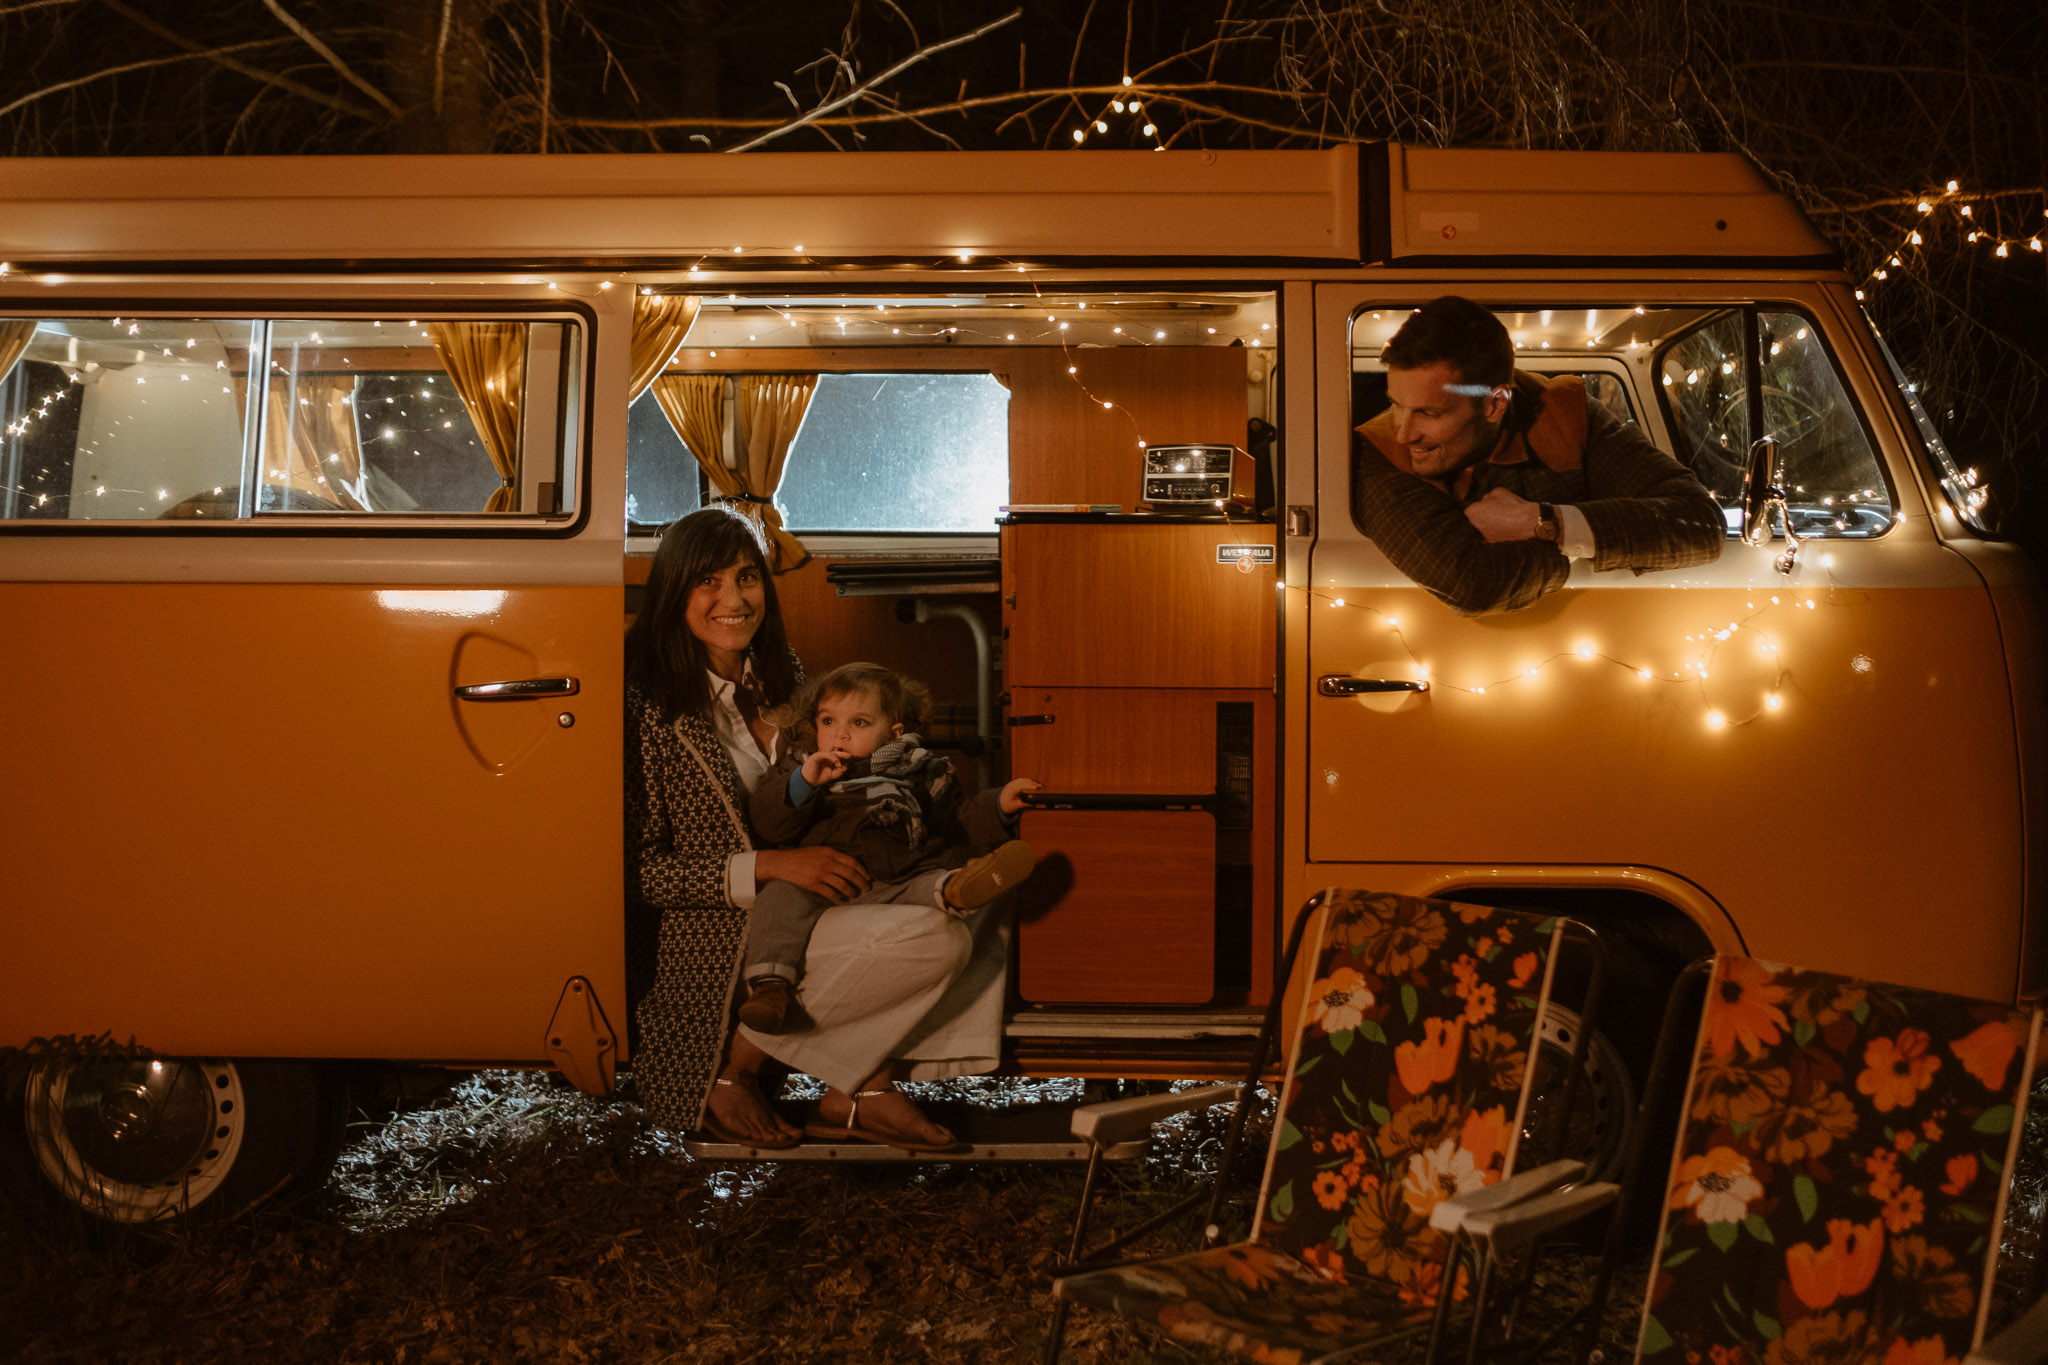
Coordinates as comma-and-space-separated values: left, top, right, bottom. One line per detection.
1042, 887, 1622, 1365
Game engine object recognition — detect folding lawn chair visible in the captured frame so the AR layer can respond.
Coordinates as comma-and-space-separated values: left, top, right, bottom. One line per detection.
1635, 956, 2046, 1365
1044, 888, 1621, 1365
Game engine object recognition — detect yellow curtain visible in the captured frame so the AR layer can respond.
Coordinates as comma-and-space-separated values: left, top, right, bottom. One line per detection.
733, 374, 816, 571
263, 373, 369, 510
652, 373, 813, 571
428, 322, 527, 512
0, 319, 36, 385
652, 372, 728, 490
629, 294, 701, 401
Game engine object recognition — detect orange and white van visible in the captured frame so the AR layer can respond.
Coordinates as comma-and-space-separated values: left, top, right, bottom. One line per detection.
1, 144, 2038, 1220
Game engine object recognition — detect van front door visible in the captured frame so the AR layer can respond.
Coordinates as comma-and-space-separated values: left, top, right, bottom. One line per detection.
1305, 282, 2023, 1000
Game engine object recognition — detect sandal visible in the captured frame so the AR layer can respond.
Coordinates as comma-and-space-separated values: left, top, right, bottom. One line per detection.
803, 1087, 964, 1153
700, 1077, 802, 1150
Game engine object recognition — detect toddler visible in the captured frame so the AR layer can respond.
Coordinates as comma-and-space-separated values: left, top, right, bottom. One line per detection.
739, 661, 1039, 1033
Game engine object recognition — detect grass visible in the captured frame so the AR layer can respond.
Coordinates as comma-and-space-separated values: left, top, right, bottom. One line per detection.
2, 1071, 2041, 1364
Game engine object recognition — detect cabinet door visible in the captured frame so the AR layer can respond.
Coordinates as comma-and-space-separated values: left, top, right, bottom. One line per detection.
1004, 521, 1275, 688
1017, 810, 1217, 1003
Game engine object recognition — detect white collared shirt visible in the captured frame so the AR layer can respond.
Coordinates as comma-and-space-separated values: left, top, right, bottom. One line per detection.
702, 664, 783, 909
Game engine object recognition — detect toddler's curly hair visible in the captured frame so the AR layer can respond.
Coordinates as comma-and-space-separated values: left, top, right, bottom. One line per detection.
800, 661, 932, 739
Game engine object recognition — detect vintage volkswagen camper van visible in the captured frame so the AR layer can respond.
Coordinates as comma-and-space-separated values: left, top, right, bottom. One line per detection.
1, 144, 2038, 1221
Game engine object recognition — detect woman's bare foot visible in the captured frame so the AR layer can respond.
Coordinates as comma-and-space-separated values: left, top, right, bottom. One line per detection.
810, 1069, 958, 1151
704, 1035, 802, 1147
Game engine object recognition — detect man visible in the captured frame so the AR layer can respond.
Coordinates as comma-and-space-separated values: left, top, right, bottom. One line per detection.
1353, 296, 1724, 615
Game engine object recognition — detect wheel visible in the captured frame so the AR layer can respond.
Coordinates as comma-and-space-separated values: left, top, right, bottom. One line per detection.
1514, 1004, 1635, 1185
0, 1056, 345, 1225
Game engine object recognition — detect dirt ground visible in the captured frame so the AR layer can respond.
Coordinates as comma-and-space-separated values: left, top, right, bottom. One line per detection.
0, 1070, 1665, 1365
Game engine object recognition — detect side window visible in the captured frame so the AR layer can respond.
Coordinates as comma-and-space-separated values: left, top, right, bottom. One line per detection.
633, 289, 1275, 541
0, 313, 580, 523
1, 317, 254, 520
627, 370, 1009, 534
776, 373, 1009, 532
1658, 311, 1893, 537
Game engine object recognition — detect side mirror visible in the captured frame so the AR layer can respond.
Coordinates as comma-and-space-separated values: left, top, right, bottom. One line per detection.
1738, 435, 1800, 575
1739, 436, 1779, 547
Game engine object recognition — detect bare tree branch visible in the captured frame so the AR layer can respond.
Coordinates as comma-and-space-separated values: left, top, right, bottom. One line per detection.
259, 0, 402, 118
98, 0, 376, 120
0, 39, 288, 121
722, 6, 1022, 152
433, 0, 454, 116
566, 78, 1315, 131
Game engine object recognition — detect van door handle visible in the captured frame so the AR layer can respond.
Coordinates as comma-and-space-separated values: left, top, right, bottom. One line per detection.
1318, 675, 1429, 695
455, 676, 581, 701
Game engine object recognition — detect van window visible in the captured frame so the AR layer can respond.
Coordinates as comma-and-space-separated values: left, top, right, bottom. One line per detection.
1865, 317, 1991, 534
774, 373, 1009, 532
626, 388, 701, 527
627, 371, 1009, 534
1350, 304, 1893, 541
635, 290, 1276, 541
1658, 310, 1894, 537
0, 314, 581, 522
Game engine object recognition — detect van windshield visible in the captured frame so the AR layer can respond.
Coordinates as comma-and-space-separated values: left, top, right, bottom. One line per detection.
1863, 313, 1994, 535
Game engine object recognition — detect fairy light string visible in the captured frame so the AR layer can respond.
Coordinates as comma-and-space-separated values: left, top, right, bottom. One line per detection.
1853, 181, 2046, 299
1302, 582, 1876, 729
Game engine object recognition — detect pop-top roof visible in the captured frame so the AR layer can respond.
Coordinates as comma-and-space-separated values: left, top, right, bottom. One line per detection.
0, 143, 1833, 269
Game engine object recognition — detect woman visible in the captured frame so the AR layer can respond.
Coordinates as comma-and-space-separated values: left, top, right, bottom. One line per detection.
625, 505, 999, 1149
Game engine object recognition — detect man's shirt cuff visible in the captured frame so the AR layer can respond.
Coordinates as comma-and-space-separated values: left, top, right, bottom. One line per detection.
1558, 504, 1596, 560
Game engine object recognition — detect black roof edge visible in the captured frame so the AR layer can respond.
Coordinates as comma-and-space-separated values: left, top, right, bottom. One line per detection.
1380, 251, 1847, 272
1359, 142, 1392, 266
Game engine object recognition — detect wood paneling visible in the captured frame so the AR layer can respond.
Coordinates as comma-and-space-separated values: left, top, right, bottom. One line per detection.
1004, 522, 1276, 689
1016, 809, 1216, 1003
1007, 347, 1249, 507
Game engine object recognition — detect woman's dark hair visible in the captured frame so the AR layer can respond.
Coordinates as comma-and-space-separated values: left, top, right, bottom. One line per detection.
800, 662, 931, 740
1380, 296, 1515, 390
625, 505, 798, 722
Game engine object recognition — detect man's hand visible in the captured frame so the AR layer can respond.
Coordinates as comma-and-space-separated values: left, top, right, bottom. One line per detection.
999, 777, 1043, 815
1464, 487, 1543, 543
801, 749, 849, 787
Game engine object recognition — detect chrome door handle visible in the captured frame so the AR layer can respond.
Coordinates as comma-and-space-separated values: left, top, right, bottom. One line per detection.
455, 676, 581, 701
1317, 675, 1429, 696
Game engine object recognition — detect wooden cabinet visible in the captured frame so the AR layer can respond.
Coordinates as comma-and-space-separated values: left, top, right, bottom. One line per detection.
1002, 517, 1276, 1006
1004, 520, 1275, 689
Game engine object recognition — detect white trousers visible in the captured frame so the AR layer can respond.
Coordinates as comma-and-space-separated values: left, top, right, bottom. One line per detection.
738, 890, 1009, 1096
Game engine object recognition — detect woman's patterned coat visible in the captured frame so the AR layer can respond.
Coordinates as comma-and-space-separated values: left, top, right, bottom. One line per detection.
625, 678, 765, 1130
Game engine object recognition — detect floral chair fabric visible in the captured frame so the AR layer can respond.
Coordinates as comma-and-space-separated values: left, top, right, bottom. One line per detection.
1054, 889, 1571, 1365
1640, 957, 2041, 1365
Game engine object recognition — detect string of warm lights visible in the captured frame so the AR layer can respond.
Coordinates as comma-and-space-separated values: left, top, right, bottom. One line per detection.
1299, 583, 1858, 729
1853, 181, 2045, 299
1066, 76, 1167, 150
628, 271, 1272, 456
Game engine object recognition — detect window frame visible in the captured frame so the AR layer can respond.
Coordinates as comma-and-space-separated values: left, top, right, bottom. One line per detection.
0, 298, 594, 538
1651, 302, 1899, 541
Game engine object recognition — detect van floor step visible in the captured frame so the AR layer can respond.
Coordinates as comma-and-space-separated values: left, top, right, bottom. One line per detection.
677, 1097, 1149, 1163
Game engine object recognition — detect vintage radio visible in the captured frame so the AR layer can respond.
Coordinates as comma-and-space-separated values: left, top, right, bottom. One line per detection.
1138, 443, 1255, 511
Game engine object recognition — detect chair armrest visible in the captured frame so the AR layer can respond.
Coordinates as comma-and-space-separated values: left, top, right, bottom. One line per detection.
1070, 1084, 1245, 1147
1460, 1183, 1621, 1256
1428, 1159, 1589, 1233
1970, 1293, 2048, 1365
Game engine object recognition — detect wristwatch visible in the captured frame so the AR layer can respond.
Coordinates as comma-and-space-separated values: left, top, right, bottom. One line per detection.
1533, 502, 1561, 543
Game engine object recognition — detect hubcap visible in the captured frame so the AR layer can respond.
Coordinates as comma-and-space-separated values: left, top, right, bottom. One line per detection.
23, 1058, 246, 1222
